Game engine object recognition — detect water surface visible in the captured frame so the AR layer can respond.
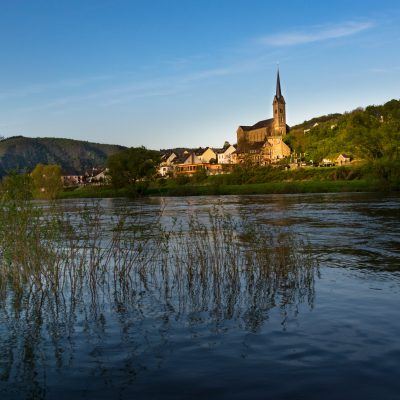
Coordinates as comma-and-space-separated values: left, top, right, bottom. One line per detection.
1, 193, 399, 399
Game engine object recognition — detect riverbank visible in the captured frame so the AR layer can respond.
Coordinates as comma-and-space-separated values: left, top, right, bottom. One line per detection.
60, 178, 386, 199
60, 162, 400, 199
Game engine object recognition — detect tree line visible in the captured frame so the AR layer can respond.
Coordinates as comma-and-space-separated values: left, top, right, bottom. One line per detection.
285, 99, 400, 163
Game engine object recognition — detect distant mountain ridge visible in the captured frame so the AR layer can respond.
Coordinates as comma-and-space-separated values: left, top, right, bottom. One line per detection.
0, 136, 126, 177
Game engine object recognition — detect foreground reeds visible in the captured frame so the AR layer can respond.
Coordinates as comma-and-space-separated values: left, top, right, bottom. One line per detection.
0, 194, 318, 394
0, 196, 318, 320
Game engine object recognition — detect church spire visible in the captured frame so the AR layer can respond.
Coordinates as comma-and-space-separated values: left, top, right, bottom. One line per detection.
272, 68, 286, 136
276, 69, 282, 99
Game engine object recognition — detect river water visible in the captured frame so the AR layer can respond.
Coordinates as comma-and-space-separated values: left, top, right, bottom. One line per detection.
1, 193, 400, 399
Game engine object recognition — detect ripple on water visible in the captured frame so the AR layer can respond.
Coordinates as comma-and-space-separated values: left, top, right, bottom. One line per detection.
1, 193, 400, 399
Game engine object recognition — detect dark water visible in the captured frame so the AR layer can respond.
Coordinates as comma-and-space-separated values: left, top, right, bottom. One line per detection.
1, 193, 400, 399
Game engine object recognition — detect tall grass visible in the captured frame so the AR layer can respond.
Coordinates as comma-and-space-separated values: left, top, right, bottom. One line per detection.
0, 195, 318, 324
0, 195, 318, 395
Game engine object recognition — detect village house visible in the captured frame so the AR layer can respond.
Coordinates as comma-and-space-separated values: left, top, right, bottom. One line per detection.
216, 144, 237, 164
62, 174, 85, 187
236, 70, 291, 164
195, 147, 217, 163
158, 151, 178, 177
336, 154, 351, 165
174, 151, 222, 176
320, 158, 334, 167
86, 168, 109, 185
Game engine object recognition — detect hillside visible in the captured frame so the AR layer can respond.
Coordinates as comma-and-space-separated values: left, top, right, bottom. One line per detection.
285, 99, 400, 162
0, 136, 126, 177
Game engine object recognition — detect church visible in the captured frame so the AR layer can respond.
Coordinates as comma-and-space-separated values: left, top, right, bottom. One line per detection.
236, 70, 291, 164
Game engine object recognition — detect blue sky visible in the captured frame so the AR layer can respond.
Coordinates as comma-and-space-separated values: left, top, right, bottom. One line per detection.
0, 0, 399, 149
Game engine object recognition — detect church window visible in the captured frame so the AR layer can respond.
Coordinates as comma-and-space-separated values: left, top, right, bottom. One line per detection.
275, 109, 277, 114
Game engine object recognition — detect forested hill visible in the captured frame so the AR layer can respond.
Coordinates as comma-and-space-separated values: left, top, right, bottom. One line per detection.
0, 136, 126, 177
285, 99, 400, 162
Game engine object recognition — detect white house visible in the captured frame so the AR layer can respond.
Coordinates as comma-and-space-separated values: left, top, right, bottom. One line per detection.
217, 144, 237, 164
158, 152, 178, 177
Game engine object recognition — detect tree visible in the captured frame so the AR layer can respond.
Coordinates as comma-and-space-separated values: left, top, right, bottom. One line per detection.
1, 171, 33, 201
31, 164, 63, 199
107, 147, 161, 188
192, 168, 208, 183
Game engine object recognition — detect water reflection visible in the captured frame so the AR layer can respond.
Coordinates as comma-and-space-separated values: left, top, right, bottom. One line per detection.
0, 201, 317, 398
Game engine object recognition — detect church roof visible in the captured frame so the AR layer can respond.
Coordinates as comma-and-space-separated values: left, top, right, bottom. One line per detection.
237, 140, 272, 153
239, 118, 274, 132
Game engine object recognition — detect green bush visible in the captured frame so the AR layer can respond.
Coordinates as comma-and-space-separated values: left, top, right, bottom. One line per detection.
191, 169, 208, 183
367, 158, 400, 189
175, 175, 191, 186
1, 171, 33, 201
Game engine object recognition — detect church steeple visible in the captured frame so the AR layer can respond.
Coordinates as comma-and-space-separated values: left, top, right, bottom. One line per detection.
276, 69, 282, 99
272, 69, 287, 136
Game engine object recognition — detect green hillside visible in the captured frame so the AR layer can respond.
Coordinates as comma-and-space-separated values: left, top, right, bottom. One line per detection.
0, 136, 126, 177
285, 99, 400, 162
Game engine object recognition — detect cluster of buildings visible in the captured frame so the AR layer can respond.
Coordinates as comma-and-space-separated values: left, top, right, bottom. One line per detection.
158, 143, 237, 177
62, 168, 109, 187
159, 71, 291, 177
62, 71, 352, 185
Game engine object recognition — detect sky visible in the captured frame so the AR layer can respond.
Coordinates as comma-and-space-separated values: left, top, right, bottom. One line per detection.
0, 0, 399, 149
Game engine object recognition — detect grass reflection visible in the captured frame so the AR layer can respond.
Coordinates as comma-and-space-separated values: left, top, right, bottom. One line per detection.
0, 198, 318, 398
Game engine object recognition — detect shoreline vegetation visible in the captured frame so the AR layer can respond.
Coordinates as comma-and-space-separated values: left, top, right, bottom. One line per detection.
61, 178, 379, 198
60, 163, 398, 199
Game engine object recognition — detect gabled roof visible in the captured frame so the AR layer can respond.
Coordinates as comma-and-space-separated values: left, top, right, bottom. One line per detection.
160, 151, 177, 160
214, 144, 236, 154
183, 152, 203, 164
238, 140, 272, 153
170, 153, 188, 164
239, 118, 274, 132
194, 147, 216, 156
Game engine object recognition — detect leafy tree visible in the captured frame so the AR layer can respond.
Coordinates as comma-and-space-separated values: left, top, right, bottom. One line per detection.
1, 171, 33, 201
31, 164, 63, 199
107, 147, 160, 188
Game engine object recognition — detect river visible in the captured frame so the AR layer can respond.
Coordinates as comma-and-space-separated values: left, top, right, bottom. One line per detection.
1, 193, 399, 399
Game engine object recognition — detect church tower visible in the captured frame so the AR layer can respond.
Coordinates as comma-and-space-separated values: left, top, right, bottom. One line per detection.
272, 70, 286, 136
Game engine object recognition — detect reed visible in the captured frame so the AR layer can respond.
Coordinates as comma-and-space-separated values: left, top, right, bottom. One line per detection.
0, 197, 318, 323
0, 195, 319, 395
